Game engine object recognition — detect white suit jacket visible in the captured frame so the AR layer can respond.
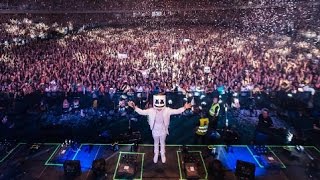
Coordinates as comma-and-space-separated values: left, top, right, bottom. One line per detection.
135, 106, 186, 135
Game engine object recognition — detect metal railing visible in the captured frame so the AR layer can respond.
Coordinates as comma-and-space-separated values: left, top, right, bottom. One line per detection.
0, 90, 318, 114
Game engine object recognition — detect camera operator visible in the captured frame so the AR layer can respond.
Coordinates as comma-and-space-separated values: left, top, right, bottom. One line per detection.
257, 108, 273, 131
254, 108, 274, 144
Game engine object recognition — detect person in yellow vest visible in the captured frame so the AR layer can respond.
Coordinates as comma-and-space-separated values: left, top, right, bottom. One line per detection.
209, 97, 220, 131
195, 112, 209, 144
196, 116, 209, 136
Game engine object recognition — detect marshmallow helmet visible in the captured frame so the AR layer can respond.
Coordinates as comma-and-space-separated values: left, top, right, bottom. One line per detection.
153, 94, 166, 110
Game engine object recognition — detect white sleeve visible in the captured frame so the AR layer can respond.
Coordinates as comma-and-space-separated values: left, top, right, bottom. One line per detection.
135, 107, 150, 116
168, 107, 186, 116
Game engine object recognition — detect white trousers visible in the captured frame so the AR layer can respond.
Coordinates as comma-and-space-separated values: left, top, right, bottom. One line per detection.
153, 134, 167, 154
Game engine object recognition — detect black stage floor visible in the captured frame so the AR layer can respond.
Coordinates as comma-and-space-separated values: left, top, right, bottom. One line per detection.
0, 143, 320, 180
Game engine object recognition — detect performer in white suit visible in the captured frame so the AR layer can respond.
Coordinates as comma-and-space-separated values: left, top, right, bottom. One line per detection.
128, 94, 191, 163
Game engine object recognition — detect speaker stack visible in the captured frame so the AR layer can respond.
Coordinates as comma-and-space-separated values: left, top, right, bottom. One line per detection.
92, 158, 106, 176
63, 160, 81, 177
235, 160, 255, 180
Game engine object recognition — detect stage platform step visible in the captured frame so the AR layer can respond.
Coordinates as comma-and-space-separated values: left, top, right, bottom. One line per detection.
0, 143, 319, 180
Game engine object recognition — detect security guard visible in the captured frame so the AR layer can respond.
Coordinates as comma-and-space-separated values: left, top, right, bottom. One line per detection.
195, 112, 209, 144
209, 97, 220, 131
196, 117, 209, 136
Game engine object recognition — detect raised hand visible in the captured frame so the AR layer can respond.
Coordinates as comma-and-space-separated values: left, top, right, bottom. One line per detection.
128, 101, 136, 109
184, 102, 192, 109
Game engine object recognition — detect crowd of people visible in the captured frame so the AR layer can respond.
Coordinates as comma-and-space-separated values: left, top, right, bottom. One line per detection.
0, 0, 319, 99
1, 0, 319, 42
2, 0, 306, 11
0, 24, 319, 98
0, 2, 319, 149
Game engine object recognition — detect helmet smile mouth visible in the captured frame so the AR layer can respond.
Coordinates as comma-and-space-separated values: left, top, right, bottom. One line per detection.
154, 105, 165, 107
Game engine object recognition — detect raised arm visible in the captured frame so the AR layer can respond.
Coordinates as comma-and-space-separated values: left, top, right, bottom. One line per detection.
128, 101, 150, 116
168, 102, 192, 115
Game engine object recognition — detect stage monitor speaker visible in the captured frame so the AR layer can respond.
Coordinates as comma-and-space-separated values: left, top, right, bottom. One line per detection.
184, 162, 200, 179
92, 158, 106, 175
117, 162, 136, 178
63, 160, 81, 177
235, 160, 255, 180
211, 159, 225, 179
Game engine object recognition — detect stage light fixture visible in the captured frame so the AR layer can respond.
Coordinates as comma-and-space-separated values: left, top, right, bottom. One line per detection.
191, 98, 195, 106
287, 131, 293, 143
201, 102, 206, 106
120, 95, 127, 99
